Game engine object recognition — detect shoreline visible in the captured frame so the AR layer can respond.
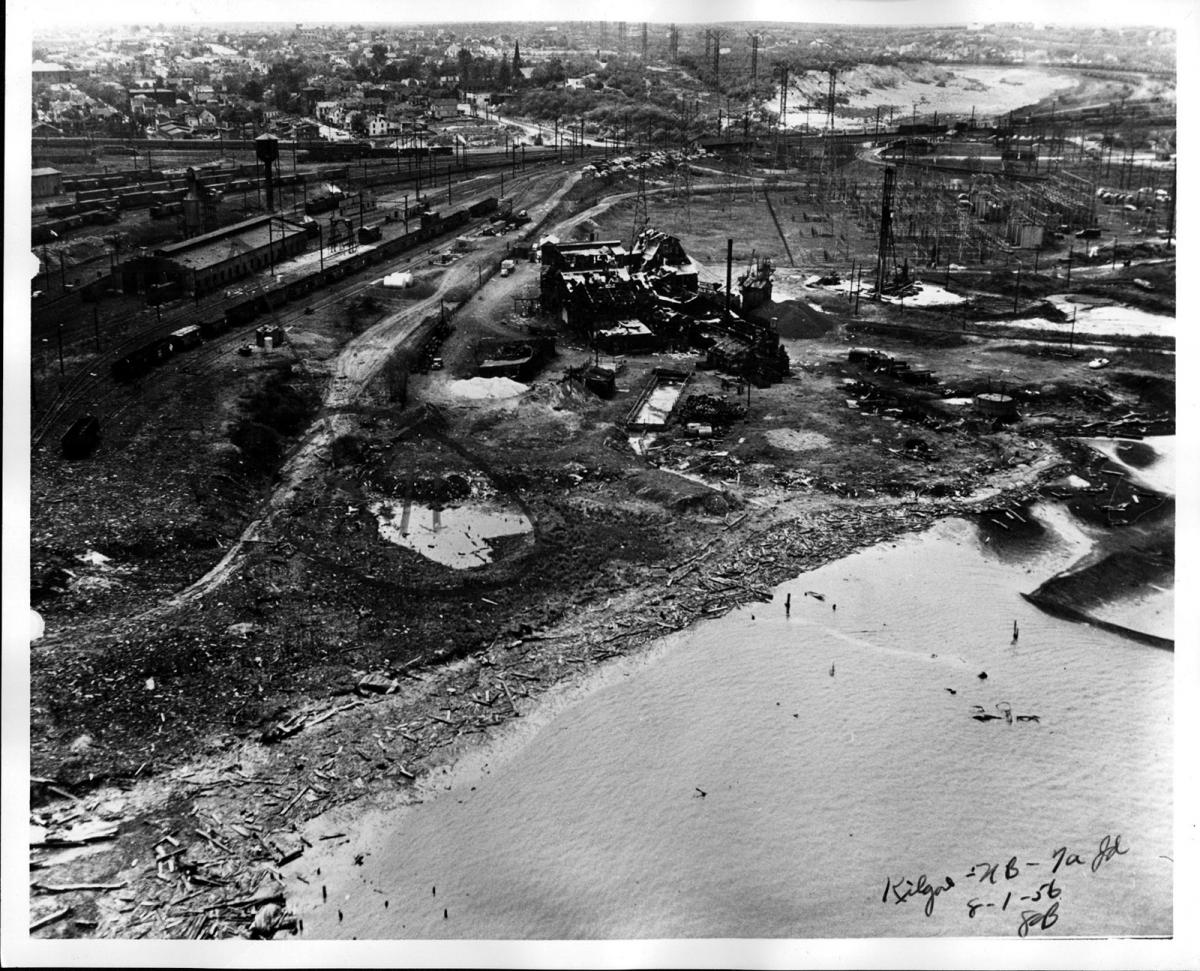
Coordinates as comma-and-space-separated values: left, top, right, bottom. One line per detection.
28, 450, 1068, 940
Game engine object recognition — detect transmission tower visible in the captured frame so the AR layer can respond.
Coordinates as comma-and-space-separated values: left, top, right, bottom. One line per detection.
631, 167, 649, 248
682, 152, 694, 230
775, 63, 790, 165
617, 21, 627, 52
668, 24, 679, 62
747, 33, 760, 81
706, 29, 723, 87
875, 165, 897, 299
826, 67, 838, 131
641, 22, 648, 60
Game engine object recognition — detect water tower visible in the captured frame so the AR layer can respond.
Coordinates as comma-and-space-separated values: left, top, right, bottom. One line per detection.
255, 133, 280, 211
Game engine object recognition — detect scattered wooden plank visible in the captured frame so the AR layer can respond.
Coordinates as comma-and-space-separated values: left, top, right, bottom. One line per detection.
31, 880, 127, 894
278, 786, 311, 817
30, 906, 73, 931
306, 700, 364, 729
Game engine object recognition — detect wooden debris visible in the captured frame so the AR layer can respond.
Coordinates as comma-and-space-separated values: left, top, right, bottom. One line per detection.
31, 880, 127, 894
278, 786, 312, 817
30, 906, 73, 932
267, 833, 305, 866
195, 829, 232, 853
307, 700, 365, 729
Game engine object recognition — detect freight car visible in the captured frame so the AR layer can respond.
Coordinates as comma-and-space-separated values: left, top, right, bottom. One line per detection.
117, 190, 153, 209
468, 197, 498, 217
164, 324, 202, 353
61, 414, 101, 459
31, 220, 68, 244
150, 201, 184, 219
110, 196, 494, 384
111, 338, 173, 382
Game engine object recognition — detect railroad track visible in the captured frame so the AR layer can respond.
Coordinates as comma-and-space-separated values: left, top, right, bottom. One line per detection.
30, 168, 549, 451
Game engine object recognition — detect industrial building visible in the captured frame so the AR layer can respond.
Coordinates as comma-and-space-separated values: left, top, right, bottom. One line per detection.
154, 214, 309, 295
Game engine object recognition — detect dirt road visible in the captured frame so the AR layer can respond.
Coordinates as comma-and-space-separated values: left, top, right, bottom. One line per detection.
128, 169, 582, 624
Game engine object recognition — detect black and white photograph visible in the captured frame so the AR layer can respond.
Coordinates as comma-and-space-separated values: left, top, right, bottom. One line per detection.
3, 0, 1196, 965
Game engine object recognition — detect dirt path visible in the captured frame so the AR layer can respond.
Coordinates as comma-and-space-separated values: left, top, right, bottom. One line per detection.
125, 170, 583, 624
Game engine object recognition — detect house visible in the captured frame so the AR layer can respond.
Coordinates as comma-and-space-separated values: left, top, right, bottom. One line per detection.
315, 101, 345, 125
367, 115, 401, 137
428, 97, 460, 119
130, 93, 157, 116
32, 61, 74, 84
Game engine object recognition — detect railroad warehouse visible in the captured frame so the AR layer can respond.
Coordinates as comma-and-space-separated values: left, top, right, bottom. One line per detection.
154, 214, 309, 295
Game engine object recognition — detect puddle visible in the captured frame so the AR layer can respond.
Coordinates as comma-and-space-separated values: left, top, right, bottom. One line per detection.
630, 383, 686, 428
370, 498, 532, 569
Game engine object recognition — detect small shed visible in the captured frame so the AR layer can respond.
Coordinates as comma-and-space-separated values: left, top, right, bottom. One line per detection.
32, 167, 63, 198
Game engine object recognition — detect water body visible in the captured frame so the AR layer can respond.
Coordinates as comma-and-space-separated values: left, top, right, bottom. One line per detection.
1074, 436, 1175, 642
370, 499, 532, 569
768, 65, 1079, 131
292, 504, 1171, 940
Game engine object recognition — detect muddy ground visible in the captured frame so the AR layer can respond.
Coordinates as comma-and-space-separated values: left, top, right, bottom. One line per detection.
26, 168, 1175, 939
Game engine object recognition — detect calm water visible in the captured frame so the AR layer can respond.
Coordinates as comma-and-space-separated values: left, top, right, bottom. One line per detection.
290, 504, 1172, 939
370, 498, 532, 569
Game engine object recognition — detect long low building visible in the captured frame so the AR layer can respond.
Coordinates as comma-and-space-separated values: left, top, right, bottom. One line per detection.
155, 214, 309, 295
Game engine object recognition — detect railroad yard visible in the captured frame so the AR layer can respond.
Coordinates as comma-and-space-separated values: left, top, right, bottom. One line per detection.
23, 51, 1177, 942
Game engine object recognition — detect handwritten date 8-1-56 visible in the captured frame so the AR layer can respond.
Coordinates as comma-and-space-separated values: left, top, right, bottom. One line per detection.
881, 834, 1130, 934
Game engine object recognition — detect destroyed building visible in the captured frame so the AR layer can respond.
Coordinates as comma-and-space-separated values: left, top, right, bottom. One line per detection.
540, 229, 789, 384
